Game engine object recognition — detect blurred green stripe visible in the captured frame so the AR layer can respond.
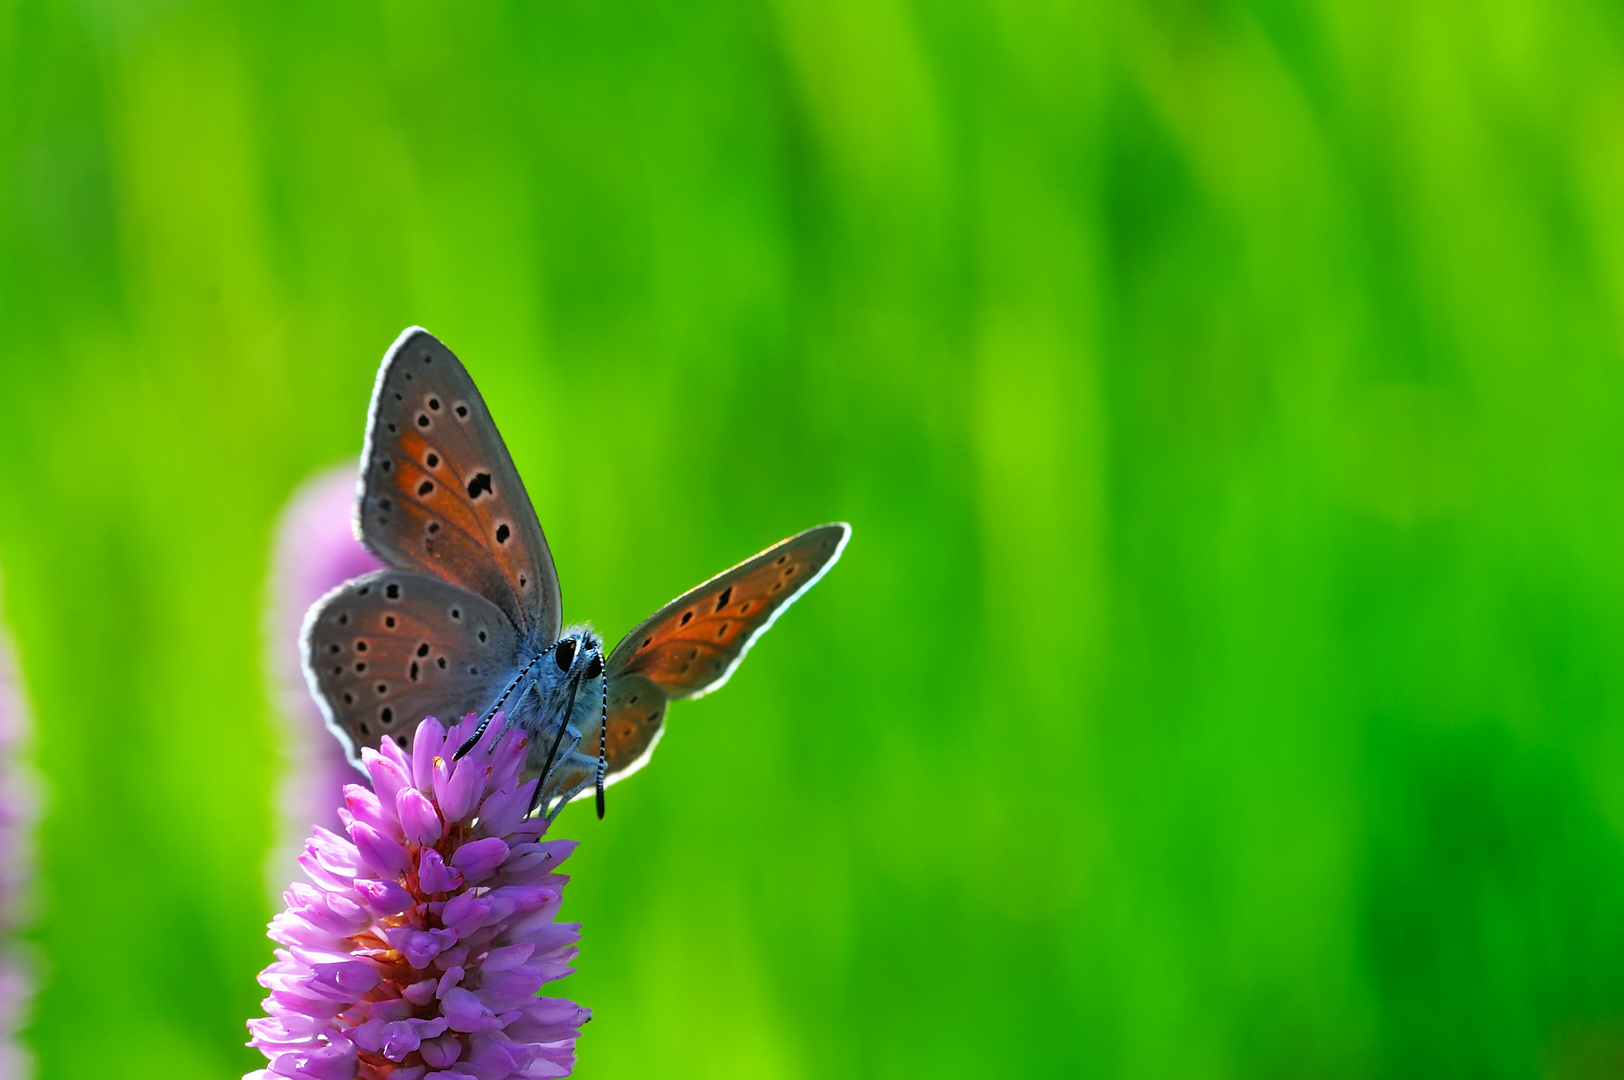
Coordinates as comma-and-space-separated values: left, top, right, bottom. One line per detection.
5, 0, 1624, 1076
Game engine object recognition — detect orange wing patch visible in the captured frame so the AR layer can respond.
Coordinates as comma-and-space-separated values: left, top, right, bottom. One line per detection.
611, 525, 846, 700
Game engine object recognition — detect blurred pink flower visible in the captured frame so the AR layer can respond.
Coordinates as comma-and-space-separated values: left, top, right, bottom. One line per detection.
0, 574, 38, 1078
266, 465, 385, 896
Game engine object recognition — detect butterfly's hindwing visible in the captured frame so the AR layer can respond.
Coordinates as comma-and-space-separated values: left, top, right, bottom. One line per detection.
359, 328, 561, 645
603, 672, 668, 773
302, 568, 522, 761
556, 673, 666, 803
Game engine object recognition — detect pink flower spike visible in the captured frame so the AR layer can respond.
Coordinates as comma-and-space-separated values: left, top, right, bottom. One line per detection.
246, 715, 588, 1080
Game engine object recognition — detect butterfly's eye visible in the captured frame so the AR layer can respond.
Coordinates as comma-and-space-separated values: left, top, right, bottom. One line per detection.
584, 654, 603, 680
555, 639, 577, 672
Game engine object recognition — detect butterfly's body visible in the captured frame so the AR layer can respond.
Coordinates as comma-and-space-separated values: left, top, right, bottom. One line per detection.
486, 626, 607, 802
301, 327, 849, 818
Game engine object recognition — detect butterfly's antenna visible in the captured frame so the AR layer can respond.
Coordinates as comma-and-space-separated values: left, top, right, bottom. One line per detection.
531, 677, 582, 817
595, 655, 608, 820
455, 643, 558, 760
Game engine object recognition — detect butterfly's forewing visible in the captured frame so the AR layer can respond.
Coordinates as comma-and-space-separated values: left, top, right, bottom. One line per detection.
359, 327, 561, 645
302, 568, 522, 762
577, 523, 850, 795
606, 523, 850, 697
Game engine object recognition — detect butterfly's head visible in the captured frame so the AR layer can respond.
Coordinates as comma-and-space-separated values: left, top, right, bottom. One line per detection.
531, 624, 605, 722
551, 625, 604, 680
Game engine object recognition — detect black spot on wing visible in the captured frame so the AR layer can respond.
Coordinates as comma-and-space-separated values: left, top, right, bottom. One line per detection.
466, 472, 492, 499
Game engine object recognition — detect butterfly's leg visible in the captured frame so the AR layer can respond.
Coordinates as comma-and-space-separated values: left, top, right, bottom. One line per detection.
455, 646, 556, 759
530, 725, 584, 818
531, 677, 583, 815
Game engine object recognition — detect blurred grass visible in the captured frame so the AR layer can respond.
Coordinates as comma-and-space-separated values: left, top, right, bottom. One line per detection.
6, 0, 1624, 1077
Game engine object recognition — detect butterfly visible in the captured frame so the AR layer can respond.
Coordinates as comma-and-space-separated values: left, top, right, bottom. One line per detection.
300, 327, 851, 820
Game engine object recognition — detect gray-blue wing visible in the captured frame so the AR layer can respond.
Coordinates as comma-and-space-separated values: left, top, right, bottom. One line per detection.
301, 568, 522, 764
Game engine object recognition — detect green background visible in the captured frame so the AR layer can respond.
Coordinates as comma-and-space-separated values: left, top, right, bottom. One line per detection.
5, 0, 1624, 1076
